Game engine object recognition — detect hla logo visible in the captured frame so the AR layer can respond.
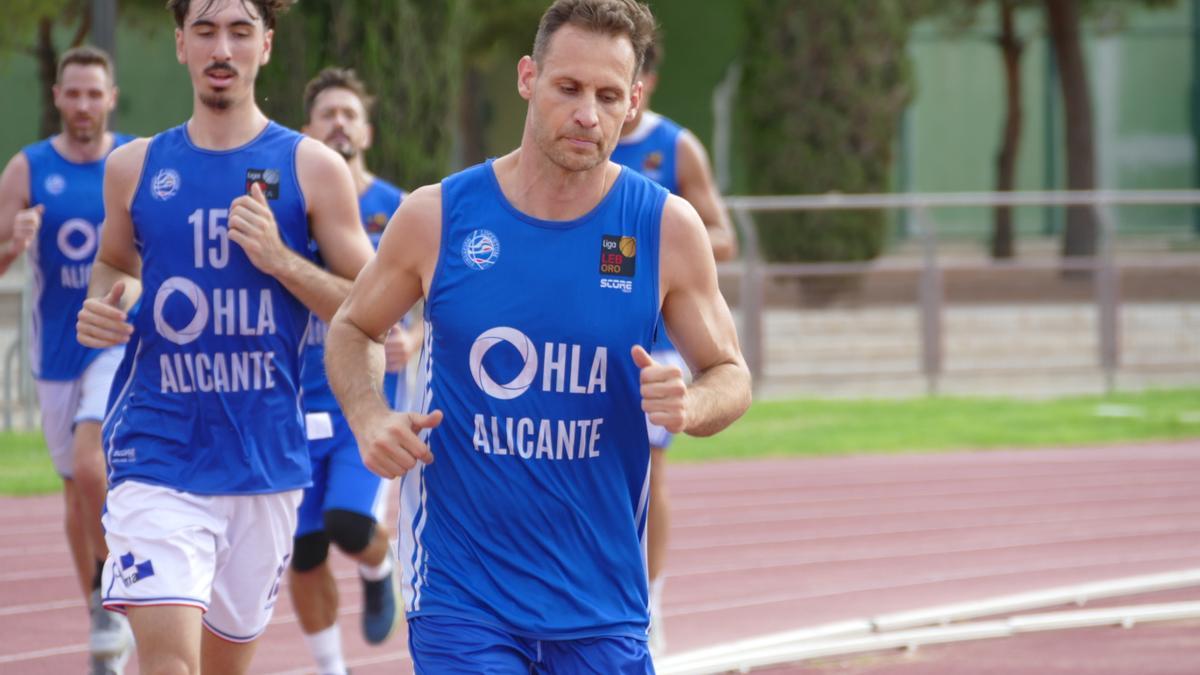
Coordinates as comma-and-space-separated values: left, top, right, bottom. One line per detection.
469, 327, 607, 400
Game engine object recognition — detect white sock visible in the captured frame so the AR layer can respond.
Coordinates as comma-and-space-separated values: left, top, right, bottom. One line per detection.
649, 576, 666, 619
359, 552, 394, 582
303, 624, 347, 675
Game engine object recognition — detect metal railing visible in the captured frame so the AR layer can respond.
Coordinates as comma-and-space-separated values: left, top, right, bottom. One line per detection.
725, 189, 1200, 395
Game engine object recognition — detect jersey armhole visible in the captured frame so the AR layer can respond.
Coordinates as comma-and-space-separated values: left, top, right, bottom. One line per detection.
424, 184, 451, 324
649, 188, 669, 347
128, 135, 159, 212
289, 134, 309, 227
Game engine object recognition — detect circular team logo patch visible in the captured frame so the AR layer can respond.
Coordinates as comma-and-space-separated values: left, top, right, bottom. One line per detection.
469, 326, 538, 400
153, 276, 208, 345
151, 169, 181, 201
44, 174, 66, 196
57, 218, 98, 261
462, 229, 500, 271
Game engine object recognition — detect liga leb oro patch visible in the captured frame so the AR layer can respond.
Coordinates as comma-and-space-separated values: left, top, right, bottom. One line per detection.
245, 168, 281, 199
599, 235, 636, 277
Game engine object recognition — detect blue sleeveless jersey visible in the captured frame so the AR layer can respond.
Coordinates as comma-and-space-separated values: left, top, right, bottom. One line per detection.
611, 112, 682, 352
301, 178, 406, 412
23, 134, 133, 380
400, 159, 667, 640
103, 122, 314, 495
610, 111, 682, 196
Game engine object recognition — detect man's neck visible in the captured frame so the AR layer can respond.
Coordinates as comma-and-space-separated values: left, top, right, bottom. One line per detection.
620, 109, 647, 139
51, 132, 113, 164
494, 138, 619, 222
186, 96, 270, 150
347, 155, 374, 196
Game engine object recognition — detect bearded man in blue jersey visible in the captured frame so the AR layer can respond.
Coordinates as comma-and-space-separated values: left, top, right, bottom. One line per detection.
0, 45, 135, 675
325, 0, 752, 672
610, 37, 739, 656
288, 67, 421, 675
74, 1, 375, 673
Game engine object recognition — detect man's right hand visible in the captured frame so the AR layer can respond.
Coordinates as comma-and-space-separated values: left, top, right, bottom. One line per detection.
77, 281, 134, 347
8, 204, 43, 257
356, 409, 443, 479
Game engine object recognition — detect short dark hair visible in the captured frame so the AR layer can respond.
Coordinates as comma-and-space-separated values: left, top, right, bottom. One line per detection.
303, 67, 375, 121
641, 39, 661, 75
166, 0, 294, 30
57, 45, 114, 84
532, 0, 657, 78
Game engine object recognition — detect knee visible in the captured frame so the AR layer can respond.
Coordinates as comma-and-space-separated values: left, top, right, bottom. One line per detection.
291, 531, 330, 573
323, 509, 377, 555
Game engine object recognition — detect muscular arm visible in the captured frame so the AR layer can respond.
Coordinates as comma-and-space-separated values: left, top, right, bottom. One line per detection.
326, 184, 440, 430
660, 195, 751, 436
0, 153, 31, 275
676, 130, 737, 262
77, 140, 148, 347
233, 138, 374, 322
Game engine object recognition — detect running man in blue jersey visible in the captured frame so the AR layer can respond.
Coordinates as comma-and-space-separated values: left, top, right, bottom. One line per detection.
74, 1, 375, 674
289, 67, 420, 675
325, 1, 752, 672
0, 45, 135, 675
610, 38, 738, 656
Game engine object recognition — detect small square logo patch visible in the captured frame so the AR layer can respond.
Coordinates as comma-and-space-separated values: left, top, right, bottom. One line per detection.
245, 168, 281, 199
599, 235, 636, 278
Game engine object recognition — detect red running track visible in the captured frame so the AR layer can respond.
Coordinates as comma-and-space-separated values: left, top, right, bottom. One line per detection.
0, 440, 1197, 674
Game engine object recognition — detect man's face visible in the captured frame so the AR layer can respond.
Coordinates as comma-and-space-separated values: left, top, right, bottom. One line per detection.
53, 64, 116, 144
304, 87, 371, 161
175, 0, 272, 111
520, 25, 642, 173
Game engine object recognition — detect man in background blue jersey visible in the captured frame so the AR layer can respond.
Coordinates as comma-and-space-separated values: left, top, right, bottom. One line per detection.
610, 38, 738, 656
74, 1, 375, 673
0, 45, 134, 675
325, 0, 752, 672
289, 66, 420, 675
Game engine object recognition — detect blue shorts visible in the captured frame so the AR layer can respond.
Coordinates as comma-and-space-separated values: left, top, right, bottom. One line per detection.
294, 410, 388, 537
408, 615, 654, 674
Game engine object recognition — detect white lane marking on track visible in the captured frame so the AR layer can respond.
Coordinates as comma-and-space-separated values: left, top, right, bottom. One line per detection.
0, 598, 81, 616
665, 550, 1200, 617
670, 524, 1200, 577
0, 643, 87, 664
264, 649, 412, 675
671, 506, 1200, 551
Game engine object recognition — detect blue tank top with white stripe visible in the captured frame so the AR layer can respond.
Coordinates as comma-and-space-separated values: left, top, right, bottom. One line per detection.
400, 159, 667, 640
104, 122, 314, 495
23, 134, 133, 380
301, 177, 406, 413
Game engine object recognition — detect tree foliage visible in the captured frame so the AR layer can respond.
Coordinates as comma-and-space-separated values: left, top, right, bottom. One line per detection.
257, 0, 470, 190
740, 1, 932, 263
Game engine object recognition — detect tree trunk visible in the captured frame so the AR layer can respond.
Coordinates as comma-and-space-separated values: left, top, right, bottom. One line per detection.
1045, 0, 1098, 260
36, 18, 59, 139
457, 66, 488, 167
992, 0, 1024, 260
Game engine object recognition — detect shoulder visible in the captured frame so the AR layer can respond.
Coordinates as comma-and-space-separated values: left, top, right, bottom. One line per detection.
295, 137, 355, 204
660, 193, 707, 252
105, 138, 153, 185
378, 183, 442, 262
1, 151, 31, 185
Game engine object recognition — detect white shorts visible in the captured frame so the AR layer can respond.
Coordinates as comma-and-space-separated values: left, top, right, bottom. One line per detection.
646, 349, 689, 450
35, 347, 124, 477
101, 480, 302, 642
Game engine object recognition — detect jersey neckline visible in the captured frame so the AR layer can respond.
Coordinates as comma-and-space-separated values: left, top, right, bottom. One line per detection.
483, 157, 628, 231
180, 119, 276, 156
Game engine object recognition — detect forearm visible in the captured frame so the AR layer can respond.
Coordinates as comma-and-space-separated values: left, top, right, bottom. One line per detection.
326, 313, 389, 429
706, 223, 738, 262
271, 249, 355, 323
684, 361, 752, 437
88, 259, 142, 310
